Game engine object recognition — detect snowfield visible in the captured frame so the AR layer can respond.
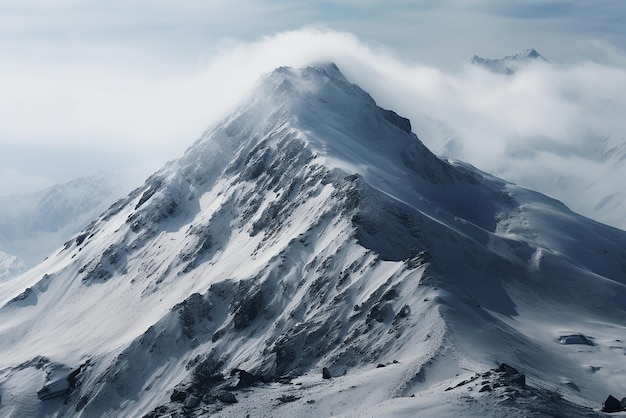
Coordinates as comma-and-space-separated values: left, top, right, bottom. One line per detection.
0, 63, 625, 417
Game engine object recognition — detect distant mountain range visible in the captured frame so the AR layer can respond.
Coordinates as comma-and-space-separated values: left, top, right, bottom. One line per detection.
469, 48, 548, 75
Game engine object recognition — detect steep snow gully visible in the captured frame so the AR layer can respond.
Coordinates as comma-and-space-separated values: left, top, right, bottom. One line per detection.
1, 63, 626, 417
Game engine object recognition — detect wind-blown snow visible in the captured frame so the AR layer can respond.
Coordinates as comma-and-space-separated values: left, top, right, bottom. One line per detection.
0, 63, 625, 417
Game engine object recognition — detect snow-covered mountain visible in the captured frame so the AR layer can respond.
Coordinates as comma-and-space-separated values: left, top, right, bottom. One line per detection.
469, 48, 548, 75
1, 63, 625, 417
0, 172, 129, 280
0, 251, 25, 283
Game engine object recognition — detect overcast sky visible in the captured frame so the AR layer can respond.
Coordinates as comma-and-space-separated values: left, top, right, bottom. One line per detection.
1, 0, 626, 200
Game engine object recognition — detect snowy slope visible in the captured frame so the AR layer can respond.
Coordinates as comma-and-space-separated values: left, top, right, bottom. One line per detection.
0, 172, 130, 279
0, 63, 625, 417
469, 48, 548, 75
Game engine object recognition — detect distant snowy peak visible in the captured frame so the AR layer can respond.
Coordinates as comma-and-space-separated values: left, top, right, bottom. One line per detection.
470, 48, 548, 75
0, 250, 25, 283
0, 171, 130, 268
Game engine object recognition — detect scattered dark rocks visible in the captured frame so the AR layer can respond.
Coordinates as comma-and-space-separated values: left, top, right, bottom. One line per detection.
322, 367, 332, 379
446, 364, 526, 395
277, 394, 301, 403
366, 302, 394, 323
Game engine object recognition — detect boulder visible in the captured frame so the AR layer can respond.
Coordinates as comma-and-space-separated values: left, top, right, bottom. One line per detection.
602, 395, 622, 413
218, 391, 238, 404
322, 367, 332, 379
184, 394, 201, 409
232, 369, 261, 388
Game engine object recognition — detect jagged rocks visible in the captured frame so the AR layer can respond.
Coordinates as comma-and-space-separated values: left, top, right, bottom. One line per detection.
37, 378, 71, 400
366, 302, 395, 323
79, 243, 128, 284
446, 364, 525, 394
496, 363, 526, 388
231, 283, 264, 330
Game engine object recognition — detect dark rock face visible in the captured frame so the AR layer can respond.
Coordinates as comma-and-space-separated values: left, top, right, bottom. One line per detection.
322, 367, 332, 379
170, 389, 187, 403
602, 395, 622, 413
381, 109, 412, 134
231, 369, 262, 388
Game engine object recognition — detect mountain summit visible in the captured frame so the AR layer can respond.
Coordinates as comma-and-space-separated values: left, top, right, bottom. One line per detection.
470, 48, 548, 75
1, 63, 625, 417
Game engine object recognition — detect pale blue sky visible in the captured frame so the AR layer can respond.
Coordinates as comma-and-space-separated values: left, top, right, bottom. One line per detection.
1, 0, 625, 194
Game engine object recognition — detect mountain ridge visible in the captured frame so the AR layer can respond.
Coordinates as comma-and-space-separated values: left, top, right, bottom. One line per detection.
470, 48, 548, 75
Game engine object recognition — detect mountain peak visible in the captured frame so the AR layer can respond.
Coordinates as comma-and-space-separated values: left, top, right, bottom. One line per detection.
308, 61, 347, 81
469, 48, 547, 75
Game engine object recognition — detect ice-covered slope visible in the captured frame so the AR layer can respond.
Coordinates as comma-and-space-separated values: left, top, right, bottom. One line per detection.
0, 172, 129, 278
1, 63, 625, 417
469, 48, 548, 75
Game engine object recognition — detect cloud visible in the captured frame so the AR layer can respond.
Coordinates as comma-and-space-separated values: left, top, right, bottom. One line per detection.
181, 28, 626, 227
0, 169, 54, 195
1, 19, 626, 227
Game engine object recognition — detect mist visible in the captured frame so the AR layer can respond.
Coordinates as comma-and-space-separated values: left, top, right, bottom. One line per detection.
2, 28, 626, 227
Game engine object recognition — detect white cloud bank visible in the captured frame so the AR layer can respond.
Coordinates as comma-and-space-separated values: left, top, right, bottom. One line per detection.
2, 28, 626, 227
